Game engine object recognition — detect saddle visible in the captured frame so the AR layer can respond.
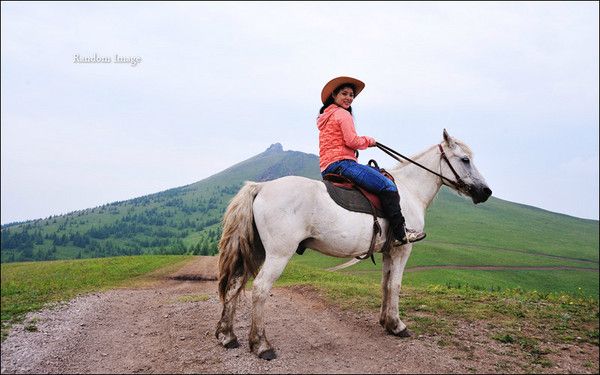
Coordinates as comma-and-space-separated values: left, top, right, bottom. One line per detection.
323, 177, 385, 217
319, 160, 396, 264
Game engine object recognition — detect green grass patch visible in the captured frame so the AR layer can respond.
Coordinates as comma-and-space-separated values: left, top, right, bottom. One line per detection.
292, 251, 599, 298
493, 332, 516, 343
329, 242, 598, 270
407, 241, 598, 269
1, 255, 192, 340
24, 318, 39, 333
405, 269, 599, 297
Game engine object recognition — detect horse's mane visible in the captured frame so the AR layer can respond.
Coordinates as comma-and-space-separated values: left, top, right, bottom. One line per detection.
393, 138, 474, 169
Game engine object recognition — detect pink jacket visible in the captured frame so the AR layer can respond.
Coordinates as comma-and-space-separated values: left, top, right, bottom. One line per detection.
317, 104, 375, 171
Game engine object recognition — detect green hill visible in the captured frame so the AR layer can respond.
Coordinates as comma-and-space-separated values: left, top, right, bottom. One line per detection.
1, 143, 320, 262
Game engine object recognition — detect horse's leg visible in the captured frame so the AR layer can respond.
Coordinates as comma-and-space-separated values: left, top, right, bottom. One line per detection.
216, 276, 244, 348
249, 253, 292, 360
379, 251, 392, 327
380, 245, 413, 336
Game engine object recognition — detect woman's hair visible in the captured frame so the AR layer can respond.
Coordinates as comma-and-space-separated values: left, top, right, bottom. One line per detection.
319, 83, 356, 115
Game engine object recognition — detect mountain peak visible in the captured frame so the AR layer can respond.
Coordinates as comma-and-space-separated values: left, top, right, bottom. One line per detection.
265, 143, 284, 153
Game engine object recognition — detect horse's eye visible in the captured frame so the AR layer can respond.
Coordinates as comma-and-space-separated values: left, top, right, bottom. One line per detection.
461, 157, 470, 163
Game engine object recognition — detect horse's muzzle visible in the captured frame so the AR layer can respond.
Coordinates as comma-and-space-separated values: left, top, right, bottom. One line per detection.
472, 186, 492, 204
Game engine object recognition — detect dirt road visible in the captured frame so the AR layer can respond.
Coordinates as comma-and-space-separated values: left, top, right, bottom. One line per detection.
1, 257, 596, 374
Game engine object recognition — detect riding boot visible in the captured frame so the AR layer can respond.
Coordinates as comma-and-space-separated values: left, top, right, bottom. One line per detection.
379, 191, 426, 245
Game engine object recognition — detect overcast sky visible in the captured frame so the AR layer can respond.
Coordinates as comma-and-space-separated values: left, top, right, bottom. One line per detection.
1, 1, 599, 223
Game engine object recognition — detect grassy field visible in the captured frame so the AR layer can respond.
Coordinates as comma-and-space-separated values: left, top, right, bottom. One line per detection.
290, 249, 599, 298
426, 188, 599, 263
348, 268, 599, 297
1, 255, 192, 340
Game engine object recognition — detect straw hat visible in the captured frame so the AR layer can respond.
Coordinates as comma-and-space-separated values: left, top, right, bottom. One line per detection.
320, 76, 365, 104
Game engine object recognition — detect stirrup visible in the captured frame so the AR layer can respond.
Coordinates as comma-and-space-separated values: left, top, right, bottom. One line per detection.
393, 228, 426, 246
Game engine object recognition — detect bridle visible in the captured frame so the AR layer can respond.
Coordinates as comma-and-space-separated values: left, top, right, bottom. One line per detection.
436, 144, 470, 191
375, 142, 469, 192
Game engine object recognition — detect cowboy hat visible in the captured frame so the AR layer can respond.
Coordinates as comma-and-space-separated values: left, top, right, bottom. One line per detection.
320, 76, 365, 104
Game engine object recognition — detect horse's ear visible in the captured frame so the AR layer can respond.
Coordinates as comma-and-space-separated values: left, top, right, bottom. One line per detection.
443, 129, 456, 147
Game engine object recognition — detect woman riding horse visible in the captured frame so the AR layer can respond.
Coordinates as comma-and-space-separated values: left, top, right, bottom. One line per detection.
318, 76, 425, 245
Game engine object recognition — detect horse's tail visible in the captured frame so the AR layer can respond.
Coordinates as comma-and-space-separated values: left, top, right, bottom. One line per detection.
217, 181, 265, 302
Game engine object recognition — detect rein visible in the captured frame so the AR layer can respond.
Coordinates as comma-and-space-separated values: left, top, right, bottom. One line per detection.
375, 142, 467, 191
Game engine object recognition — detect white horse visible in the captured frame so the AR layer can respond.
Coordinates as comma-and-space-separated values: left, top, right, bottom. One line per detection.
216, 130, 492, 360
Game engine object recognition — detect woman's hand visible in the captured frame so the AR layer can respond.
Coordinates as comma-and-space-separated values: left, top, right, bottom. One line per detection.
367, 137, 377, 147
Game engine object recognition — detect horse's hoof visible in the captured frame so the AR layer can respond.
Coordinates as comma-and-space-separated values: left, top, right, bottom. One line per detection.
223, 338, 240, 349
258, 349, 277, 361
396, 328, 411, 338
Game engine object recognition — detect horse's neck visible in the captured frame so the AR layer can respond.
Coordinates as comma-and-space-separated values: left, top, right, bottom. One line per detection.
388, 145, 443, 211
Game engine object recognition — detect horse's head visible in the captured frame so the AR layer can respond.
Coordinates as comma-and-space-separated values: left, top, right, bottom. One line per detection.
440, 129, 492, 204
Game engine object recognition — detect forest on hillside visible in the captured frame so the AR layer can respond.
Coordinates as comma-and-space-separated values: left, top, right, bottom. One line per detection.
0, 183, 243, 263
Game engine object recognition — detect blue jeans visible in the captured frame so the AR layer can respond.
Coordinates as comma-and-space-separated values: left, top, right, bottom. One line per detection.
322, 159, 397, 194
